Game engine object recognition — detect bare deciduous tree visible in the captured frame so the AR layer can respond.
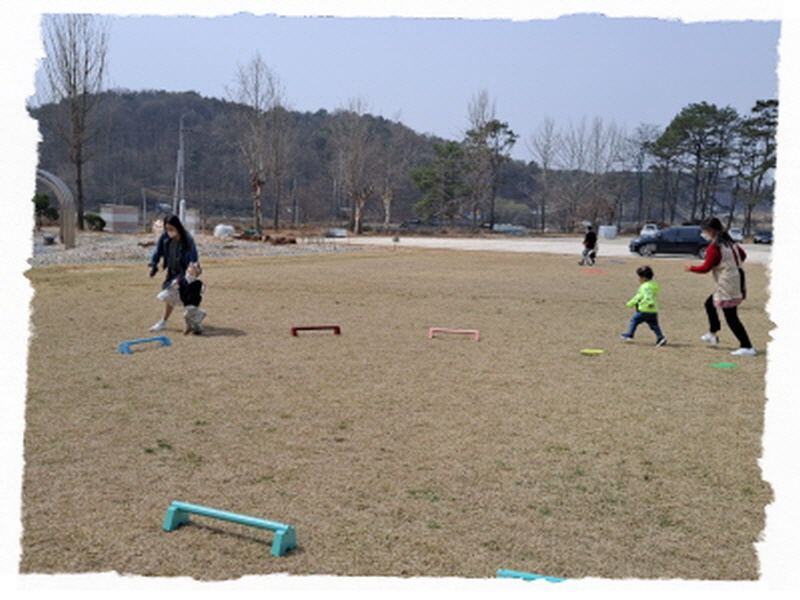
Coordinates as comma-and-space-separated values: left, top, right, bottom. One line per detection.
552, 118, 589, 230
467, 90, 495, 132
40, 14, 109, 230
527, 117, 561, 232
228, 52, 279, 232
265, 81, 293, 231
585, 118, 626, 224
462, 91, 494, 226
332, 98, 375, 234
625, 123, 661, 224
463, 90, 517, 229
379, 115, 416, 229
556, 117, 625, 229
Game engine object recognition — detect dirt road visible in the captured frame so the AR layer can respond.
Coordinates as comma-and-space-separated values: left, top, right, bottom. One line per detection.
332, 235, 772, 265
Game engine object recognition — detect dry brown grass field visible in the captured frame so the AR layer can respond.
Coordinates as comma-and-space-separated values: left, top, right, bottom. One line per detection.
21, 247, 772, 582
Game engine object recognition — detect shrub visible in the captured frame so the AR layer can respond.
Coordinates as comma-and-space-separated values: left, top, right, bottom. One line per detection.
84, 214, 106, 231
32, 193, 59, 228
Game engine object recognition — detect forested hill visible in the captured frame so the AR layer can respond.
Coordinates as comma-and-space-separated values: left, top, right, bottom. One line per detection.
30, 89, 466, 227
30, 90, 776, 234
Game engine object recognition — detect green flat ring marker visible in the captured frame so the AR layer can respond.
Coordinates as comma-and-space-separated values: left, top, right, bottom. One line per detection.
711, 362, 737, 369
580, 349, 604, 355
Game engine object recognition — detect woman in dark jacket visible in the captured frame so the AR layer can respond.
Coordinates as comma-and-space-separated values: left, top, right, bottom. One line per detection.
148, 214, 199, 331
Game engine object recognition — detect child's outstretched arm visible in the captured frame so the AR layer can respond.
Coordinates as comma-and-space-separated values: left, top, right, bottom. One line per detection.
625, 290, 641, 308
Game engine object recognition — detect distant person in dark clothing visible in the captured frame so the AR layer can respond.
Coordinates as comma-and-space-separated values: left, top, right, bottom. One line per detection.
578, 225, 598, 265
148, 214, 198, 331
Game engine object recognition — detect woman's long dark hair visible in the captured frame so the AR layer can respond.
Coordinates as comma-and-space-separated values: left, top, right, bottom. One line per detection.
164, 214, 191, 250
703, 217, 733, 247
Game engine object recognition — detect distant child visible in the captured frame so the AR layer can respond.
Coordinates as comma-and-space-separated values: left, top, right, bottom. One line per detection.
578, 224, 598, 265
621, 265, 666, 346
173, 262, 207, 335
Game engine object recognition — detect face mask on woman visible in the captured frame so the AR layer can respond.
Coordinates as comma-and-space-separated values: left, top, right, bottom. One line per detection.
701, 231, 713, 242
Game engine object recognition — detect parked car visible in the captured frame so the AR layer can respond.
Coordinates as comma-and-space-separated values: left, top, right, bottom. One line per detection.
629, 225, 710, 257
753, 230, 773, 244
639, 223, 659, 237
728, 227, 744, 242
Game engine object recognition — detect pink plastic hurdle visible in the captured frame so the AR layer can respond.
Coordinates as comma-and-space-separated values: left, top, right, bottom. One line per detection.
428, 327, 480, 341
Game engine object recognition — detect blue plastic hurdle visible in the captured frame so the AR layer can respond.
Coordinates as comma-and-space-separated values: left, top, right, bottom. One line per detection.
119, 335, 171, 354
163, 501, 297, 557
496, 569, 565, 583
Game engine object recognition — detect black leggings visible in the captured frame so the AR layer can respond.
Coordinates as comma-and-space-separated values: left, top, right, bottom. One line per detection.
704, 295, 752, 348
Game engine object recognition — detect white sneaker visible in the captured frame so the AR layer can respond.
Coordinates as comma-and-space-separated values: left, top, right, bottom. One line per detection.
731, 347, 757, 357
150, 319, 167, 331
701, 333, 719, 345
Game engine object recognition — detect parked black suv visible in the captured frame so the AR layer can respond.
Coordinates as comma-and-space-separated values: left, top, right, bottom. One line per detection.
753, 230, 772, 244
629, 225, 709, 257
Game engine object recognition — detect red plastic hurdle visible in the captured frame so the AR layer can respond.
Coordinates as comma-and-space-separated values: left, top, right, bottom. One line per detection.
291, 325, 341, 336
428, 327, 480, 341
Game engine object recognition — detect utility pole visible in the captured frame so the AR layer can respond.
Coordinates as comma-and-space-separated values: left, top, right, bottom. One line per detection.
291, 177, 298, 225
172, 115, 186, 216
141, 187, 147, 230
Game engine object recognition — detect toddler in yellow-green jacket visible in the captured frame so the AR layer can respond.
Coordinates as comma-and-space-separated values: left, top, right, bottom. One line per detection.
621, 265, 667, 346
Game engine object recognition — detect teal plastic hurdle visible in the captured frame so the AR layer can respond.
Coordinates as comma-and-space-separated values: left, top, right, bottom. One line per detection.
496, 568, 565, 583
119, 335, 171, 354
163, 501, 296, 556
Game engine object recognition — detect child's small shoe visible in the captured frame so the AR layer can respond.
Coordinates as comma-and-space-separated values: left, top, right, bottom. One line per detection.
620, 334, 633, 341
655, 337, 667, 347
150, 319, 167, 331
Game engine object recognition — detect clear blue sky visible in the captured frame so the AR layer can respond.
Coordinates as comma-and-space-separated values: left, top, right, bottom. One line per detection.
96, 13, 780, 160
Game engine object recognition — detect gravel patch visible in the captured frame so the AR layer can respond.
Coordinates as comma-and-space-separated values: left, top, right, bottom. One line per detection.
28, 229, 772, 268
28, 230, 359, 268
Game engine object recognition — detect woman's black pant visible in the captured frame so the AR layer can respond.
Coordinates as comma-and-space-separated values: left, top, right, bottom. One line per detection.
704, 294, 752, 348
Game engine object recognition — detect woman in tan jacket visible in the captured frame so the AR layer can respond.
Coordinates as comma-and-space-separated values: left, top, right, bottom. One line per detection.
685, 217, 756, 357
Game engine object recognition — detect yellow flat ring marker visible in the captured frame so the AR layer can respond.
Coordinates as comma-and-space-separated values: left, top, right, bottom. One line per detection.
580, 349, 604, 355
